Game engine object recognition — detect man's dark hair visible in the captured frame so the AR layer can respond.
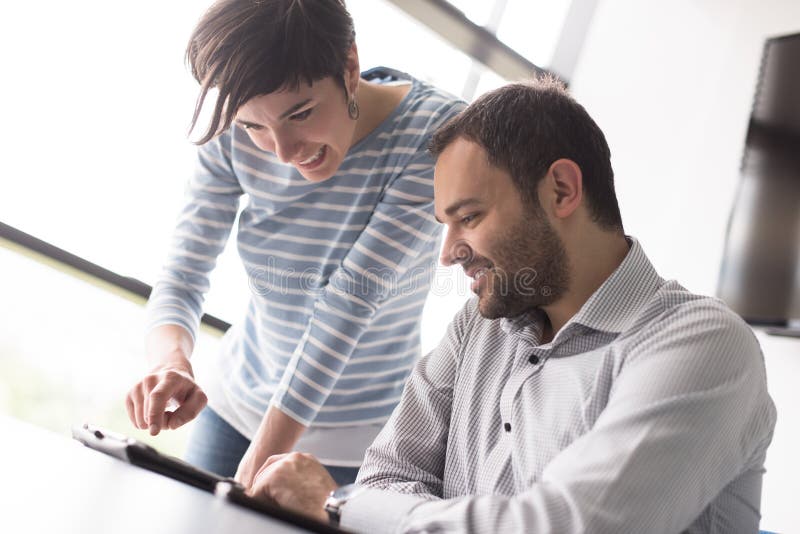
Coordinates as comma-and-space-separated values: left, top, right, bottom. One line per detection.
186, 0, 355, 144
429, 78, 623, 231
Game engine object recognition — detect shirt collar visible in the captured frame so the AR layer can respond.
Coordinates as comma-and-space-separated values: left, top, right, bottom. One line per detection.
500, 236, 663, 337
568, 236, 663, 334
500, 307, 547, 343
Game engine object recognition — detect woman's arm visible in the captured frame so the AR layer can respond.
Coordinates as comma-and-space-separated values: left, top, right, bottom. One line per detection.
126, 133, 242, 434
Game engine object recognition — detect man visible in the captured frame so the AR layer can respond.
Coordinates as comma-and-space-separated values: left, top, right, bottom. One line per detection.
246, 79, 776, 533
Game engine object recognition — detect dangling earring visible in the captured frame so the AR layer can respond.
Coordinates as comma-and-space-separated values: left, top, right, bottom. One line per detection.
348, 96, 360, 120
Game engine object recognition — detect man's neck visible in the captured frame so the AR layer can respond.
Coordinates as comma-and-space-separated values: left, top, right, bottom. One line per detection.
541, 232, 630, 342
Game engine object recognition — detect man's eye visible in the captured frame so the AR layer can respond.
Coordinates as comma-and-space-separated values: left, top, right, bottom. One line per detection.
461, 214, 476, 224
290, 108, 313, 121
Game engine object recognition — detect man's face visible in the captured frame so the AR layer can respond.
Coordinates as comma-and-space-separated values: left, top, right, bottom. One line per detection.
434, 138, 569, 319
234, 76, 356, 182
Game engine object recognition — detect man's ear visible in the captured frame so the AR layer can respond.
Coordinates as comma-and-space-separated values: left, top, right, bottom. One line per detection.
344, 43, 360, 96
543, 158, 583, 220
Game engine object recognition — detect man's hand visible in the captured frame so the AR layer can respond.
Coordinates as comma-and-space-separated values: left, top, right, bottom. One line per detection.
248, 452, 338, 524
235, 405, 307, 488
125, 358, 207, 435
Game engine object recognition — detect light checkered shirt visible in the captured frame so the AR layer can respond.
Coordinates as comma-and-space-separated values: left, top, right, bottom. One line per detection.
342, 237, 776, 533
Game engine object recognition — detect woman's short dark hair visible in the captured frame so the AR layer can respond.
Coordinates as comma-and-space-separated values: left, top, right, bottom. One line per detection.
429, 78, 624, 231
187, 0, 355, 144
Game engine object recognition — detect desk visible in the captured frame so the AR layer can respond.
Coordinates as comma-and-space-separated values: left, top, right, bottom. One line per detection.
0, 416, 310, 534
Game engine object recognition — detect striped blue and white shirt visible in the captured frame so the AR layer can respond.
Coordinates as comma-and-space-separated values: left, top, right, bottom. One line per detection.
345, 238, 777, 533
146, 71, 465, 464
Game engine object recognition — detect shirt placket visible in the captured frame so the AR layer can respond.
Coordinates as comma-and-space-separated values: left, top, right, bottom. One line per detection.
500, 347, 547, 423
488, 329, 548, 490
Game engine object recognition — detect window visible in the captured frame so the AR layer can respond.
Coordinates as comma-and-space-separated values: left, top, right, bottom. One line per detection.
0, 0, 577, 440
0, 245, 221, 454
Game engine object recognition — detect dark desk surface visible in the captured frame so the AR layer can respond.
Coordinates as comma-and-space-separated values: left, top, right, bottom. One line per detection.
0, 416, 309, 534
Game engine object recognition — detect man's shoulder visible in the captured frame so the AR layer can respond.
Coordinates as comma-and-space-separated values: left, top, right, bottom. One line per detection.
626, 280, 762, 367
648, 281, 751, 334
619, 280, 775, 443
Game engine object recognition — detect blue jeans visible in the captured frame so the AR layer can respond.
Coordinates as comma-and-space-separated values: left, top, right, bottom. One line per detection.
184, 407, 360, 486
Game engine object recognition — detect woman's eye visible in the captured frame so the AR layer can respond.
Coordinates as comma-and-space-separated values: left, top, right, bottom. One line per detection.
290, 108, 313, 121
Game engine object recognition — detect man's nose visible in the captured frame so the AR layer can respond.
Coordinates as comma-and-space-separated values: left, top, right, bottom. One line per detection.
440, 232, 473, 267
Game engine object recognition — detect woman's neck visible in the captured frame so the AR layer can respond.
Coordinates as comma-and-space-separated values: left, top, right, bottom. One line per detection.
351, 78, 412, 145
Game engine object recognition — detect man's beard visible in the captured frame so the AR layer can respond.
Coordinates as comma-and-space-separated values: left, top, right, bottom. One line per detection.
474, 211, 570, 320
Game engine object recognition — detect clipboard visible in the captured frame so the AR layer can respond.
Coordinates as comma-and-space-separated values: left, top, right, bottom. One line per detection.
72, 423, 345, 534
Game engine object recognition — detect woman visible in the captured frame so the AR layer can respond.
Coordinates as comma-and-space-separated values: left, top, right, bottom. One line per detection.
125, 0, 464, 487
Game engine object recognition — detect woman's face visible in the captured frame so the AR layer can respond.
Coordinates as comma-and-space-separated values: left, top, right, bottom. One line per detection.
234, 76, 357, 182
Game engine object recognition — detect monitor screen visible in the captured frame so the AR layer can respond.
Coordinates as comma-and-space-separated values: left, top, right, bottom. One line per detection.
717, 32, 800, 326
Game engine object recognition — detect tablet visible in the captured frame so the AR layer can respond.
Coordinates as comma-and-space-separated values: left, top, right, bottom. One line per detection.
72, 423, 345, 534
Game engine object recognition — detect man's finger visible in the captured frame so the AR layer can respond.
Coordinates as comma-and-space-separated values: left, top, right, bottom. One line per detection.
248, 461, 283, 499
252, 453, 289, 482
264, 453, 289, 469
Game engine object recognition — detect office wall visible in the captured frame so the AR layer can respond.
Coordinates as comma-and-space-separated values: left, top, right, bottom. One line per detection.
570, 0, 800, 295
569, 1, 800, 531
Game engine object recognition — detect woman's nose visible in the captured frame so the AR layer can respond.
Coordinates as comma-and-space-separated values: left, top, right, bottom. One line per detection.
251, 129, 299, 163
271, 130, 301, 163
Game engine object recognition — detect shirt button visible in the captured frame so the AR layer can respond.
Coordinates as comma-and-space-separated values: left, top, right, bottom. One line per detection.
528, 354, 540, 365
504, 422, 511, 432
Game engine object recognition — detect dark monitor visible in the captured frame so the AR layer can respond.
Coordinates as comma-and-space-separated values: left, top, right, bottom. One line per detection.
717, 32, 800, 333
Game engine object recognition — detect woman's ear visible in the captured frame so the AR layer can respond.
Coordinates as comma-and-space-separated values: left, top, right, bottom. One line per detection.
543, 158, 583, 220
345, 43, 360, 96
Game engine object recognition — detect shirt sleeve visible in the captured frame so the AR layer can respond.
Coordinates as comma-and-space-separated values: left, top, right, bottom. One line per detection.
358, 298, 477, 492
342, 301, 777, 534
270, 101, 463, 425
145, 134, 243, 341
338, 300, 474, 531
